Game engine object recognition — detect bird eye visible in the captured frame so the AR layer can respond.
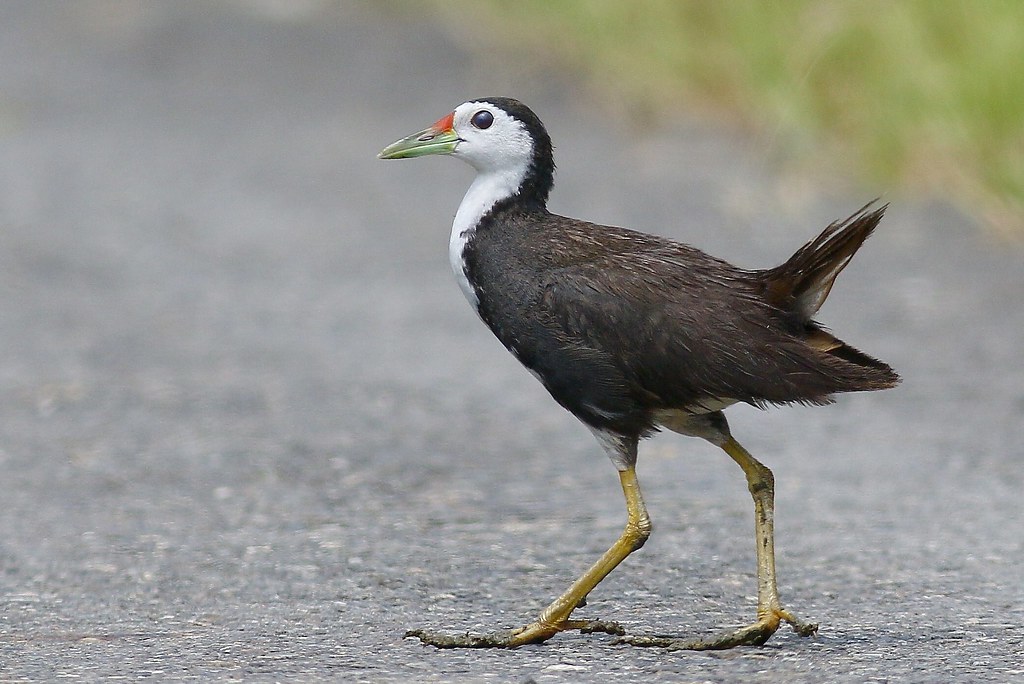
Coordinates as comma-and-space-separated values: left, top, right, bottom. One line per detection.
471, 110, 494, 129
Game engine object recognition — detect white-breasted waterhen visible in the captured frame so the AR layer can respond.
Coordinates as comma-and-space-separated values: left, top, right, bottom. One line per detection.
379, 98, 899, 650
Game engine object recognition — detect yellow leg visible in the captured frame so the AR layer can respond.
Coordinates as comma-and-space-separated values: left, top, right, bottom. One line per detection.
407, 467, 651, 648
619, 435, 817, 650
725, 437, 795, 625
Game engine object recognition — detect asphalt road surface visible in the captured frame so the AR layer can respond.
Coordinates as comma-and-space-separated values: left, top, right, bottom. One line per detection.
2, 3, 1022, 681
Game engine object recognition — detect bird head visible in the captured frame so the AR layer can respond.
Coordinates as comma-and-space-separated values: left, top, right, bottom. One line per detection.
378, 97, 554, 206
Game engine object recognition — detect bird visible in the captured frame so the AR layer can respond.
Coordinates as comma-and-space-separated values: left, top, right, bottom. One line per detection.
378, 97, 899, 650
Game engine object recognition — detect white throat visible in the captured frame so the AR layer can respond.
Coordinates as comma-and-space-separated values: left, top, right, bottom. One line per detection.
448, 164, 528, 311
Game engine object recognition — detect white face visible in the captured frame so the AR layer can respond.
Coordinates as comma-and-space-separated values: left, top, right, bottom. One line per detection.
446, 101, 538, 312
450, 101, 534, 175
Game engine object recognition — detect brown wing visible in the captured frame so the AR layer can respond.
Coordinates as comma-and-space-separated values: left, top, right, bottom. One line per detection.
535, 219, 897, 414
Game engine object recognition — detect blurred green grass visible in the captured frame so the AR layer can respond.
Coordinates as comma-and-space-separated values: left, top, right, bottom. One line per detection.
431, 1, 1024, 234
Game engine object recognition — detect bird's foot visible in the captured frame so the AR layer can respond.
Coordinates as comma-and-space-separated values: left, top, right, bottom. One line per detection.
405, 618, 625, 649
613, 609, 817, 651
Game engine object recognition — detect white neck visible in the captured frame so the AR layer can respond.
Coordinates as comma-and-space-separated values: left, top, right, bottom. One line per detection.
448, 165, 527, 311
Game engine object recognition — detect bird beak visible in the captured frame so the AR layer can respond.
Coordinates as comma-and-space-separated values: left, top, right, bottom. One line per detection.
378, 112, 460, 160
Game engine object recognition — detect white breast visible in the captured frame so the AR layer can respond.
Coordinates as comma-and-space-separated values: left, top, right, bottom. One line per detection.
448, 166, 528, 312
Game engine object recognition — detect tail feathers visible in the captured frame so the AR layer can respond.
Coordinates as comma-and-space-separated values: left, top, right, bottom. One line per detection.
765, 201, 900, 391
764, 201, 887, 320
806, 325, 901, 389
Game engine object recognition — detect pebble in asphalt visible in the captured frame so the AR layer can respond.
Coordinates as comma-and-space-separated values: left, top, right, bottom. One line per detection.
1, 2, 1022, 681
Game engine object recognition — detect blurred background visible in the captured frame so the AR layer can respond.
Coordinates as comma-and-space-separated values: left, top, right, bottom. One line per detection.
420, 0, 1024, 235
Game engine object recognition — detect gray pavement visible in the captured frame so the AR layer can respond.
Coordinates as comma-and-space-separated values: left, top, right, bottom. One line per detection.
1, 2, 1022, 681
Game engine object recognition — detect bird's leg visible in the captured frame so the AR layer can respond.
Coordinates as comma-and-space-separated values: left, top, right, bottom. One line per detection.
618, 433, 816, 651
692, 436, 817, 646
406, 466, 651, 648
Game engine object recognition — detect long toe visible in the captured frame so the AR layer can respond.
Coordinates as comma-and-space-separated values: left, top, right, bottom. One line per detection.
406, 618, 625, 649
778, 609, 819, 637
405, 628, 526, 649
614, 611, 817, 651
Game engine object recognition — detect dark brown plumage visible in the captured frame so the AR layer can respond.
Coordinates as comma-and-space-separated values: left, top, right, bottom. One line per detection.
466, 201, 898, 438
